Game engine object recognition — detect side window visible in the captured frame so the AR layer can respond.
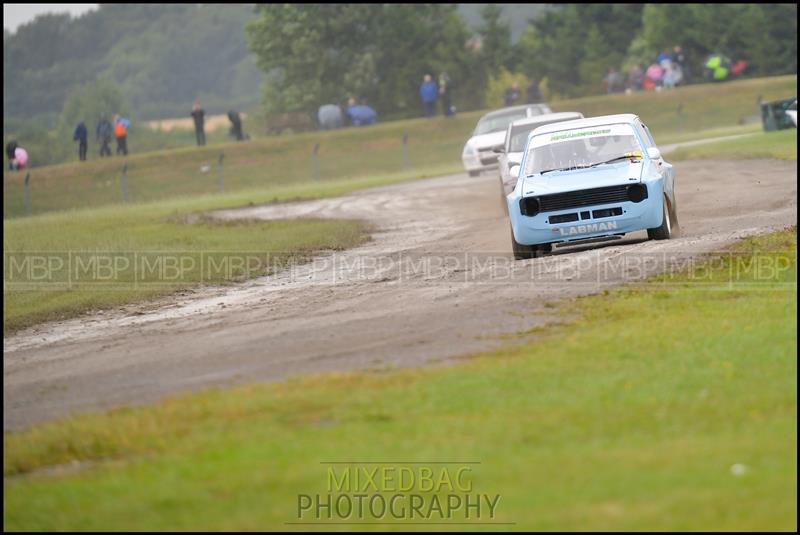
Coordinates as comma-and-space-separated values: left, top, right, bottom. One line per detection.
641, 122, 657, 147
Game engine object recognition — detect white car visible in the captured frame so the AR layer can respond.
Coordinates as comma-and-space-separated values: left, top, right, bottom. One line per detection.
462, 104, 552, 176
496, 112, 585, 210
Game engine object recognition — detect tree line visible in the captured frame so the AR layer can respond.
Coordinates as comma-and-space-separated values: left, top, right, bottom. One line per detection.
246, 3, 797, 116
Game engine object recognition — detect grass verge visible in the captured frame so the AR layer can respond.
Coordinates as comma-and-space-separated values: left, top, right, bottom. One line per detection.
4, 228, 796, 531
669, 128, 797, 161
3, 213, 370, 335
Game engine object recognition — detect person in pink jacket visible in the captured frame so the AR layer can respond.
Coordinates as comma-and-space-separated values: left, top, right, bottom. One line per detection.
12, 146, 28, 170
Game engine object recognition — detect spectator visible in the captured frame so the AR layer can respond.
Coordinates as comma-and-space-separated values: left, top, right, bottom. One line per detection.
12, 146, 28, 170
96, 115, 113, 157
114, 114, 130, 156
673, 45, 689, 83
228, 110, 244, 141
438, 72, 454, 117
504, 82, 521, 106
602, 68, 625, 94
645, 62, 665, 89
191, 100, 206, 146
662, 60, 683, 89
656, 48, 673, 67
704, 54, 732, 82
318, 103, 344, 130
73, 121, 88, 161
526, 78, 542, 104
6, 140, 18, 171
627, 64, 644, 91
345, 98, 378, 126
419, 74, 438, 118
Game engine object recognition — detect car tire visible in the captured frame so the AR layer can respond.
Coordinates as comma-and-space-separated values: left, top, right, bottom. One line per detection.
647, 195, 674, 240
511, 226, 550, 260
668, 197, 681, 237
468, 170, 480, 177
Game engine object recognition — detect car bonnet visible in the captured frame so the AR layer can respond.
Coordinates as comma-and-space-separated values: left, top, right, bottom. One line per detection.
520, 160, 645, 196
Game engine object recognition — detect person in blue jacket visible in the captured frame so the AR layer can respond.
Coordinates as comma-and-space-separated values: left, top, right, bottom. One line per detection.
73, 121, 88, 161
345, 98, 377, 126
419, 74, 438, 118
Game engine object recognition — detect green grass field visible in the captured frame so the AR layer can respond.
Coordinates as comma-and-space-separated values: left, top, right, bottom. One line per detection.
4, 75, 795, 218
669, 128, 797, 161
4, 229, 796, 531
3, 206, 370, 334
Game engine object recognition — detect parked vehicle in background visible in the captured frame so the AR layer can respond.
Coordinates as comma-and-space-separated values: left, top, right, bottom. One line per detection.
507, 114, 679, 259
786, 99, 797, 127
496, 112, 585, 211
462, 103, 552, 177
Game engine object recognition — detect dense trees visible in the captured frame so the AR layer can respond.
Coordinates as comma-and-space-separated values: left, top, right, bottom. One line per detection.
246, 4, 486, 117
516, 3, 796, 96
4, 4, 263, 122
638, 4, 796, 77
518, 4, 645, 97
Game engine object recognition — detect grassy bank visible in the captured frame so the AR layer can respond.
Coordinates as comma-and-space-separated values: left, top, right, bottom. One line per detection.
669, 128, 797, 161
3, 210, 370, 334
5, 228, 796, 531
4, 75, 795, 218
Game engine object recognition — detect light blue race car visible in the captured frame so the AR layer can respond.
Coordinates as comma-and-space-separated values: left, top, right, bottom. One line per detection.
507, 113, 679, 259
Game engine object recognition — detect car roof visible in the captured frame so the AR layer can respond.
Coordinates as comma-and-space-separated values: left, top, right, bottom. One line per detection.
529, 113, 641, 137
480, 104, 548, 120
508, 112, 584, 129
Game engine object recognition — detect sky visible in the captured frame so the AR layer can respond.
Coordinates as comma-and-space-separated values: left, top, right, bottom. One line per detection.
4, 3, 98, 33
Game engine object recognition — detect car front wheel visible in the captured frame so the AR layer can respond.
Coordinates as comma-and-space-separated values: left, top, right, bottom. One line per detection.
647, 195, 675, 240
511, 226, 550, 259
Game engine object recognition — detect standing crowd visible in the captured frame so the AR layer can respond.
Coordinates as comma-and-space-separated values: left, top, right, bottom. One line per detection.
69, 113, 131, 163
603, 45, 748, 95
603, 45, 690, 95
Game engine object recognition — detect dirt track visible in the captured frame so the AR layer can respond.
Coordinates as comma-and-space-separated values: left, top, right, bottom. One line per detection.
3, 157, 797, 429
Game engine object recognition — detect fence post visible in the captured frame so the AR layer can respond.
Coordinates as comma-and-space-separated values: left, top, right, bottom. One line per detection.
402, 133, 409, 170
121, 162, 128, 203
24, 172, 31, 216
218, 152, 225, 193
312, 142, 320, 181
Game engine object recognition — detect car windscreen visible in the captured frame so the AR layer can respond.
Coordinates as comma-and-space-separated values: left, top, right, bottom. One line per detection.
524, 123, 643, 176
474, 112, 527, 135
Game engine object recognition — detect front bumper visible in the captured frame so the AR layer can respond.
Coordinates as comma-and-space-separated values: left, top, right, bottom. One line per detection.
463, 149, 501, 173
508, 179, 666, 245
